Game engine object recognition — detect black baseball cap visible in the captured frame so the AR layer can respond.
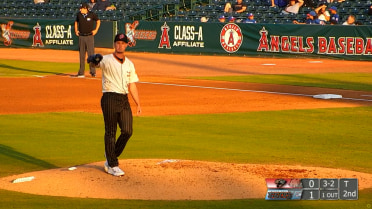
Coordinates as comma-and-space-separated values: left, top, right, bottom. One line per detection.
80, 3, 88, 9
114, 33, 128, 43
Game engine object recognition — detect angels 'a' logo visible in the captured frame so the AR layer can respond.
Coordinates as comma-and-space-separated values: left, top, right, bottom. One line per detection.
220, 23, 243, 53
158, 22, 171, 49
32, 22, 44, 47
125, 21, 139, 47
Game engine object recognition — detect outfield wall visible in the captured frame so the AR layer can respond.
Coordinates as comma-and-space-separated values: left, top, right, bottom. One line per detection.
1, 18, 372, 61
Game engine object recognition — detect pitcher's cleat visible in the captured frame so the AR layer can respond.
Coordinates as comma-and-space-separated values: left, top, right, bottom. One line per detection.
104, 161, 109, 173
106, 166, 125, 176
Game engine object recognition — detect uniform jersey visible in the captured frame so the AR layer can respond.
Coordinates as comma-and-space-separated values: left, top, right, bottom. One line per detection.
306, 18, 322, 24
100, 54, 139, 94
75, 11, 99, 34
330, 14, 339, 24
243, 19, 257, 23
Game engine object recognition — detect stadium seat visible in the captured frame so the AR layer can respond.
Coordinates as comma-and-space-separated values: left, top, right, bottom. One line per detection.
247, 5, 257, 12
194, 4, 202, 11
253, 0, 262, 6
349, 7, 359, 15
217, 0, 229, 5
342, 1, 352, 8
192, 16, 200, 22
256, 5, 268, 12
133, 3, 142, 10
269, 6, 280, 13
204, 5, 214, 11
364, 20, 372, 26
265, 12, 274, 18
276, 13, 285, 18
283, 19, 293, 24
182, 16, 192, 22
178, 10, 186, 16
187, 10, 197, 16
328, 2, 340, 8
210, 0, 220, 5
338, 7, 348, 15
273, 18, 282, 24
254, 12, 263, 18
286, 12, 296, 20
297, 13, 307, 20
231, 11, 240, 17
260, 18, 270, 23
199, 10, 208, 17
301, 7, 312, 14
353, 1, 364, 8
359, 7, 369, 15
100, 14, 108, 20
214, 5, 224, 12
159, 16, 171, 21
120, 3, 129, 10
172, 16, 180, 22
357, 14, 367, 21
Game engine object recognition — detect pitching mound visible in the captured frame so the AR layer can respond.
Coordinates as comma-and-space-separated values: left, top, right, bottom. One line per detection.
0, 159, 371, 200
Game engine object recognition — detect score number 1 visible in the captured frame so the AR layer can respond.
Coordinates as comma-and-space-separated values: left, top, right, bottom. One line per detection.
301, 178, 320, 200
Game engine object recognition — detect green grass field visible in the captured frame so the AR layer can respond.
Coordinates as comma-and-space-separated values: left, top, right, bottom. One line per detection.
0, 59, 371, 208
0, 59, 76, 77
195, 73, 372, 91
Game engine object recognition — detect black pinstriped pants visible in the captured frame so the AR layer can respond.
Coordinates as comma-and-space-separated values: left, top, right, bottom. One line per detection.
101, 92, 133, 167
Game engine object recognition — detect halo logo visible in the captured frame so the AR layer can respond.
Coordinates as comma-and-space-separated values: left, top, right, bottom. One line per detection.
220, 23, 243, 53
32, 22, 44, 47
158, 22, 171, 49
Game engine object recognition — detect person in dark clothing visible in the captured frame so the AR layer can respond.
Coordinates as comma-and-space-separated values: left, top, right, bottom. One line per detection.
92, 0, 116, 11
74, 3, 101, 77
224, 0, 247, 13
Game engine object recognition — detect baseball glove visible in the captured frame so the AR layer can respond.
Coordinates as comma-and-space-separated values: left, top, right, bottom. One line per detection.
87, 54, 103, 65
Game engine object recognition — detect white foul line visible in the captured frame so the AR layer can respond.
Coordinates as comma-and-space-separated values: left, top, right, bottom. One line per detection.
139, 81, 372, 102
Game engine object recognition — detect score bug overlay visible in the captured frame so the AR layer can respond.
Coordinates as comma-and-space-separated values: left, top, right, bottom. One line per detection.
265, 178, 358, 200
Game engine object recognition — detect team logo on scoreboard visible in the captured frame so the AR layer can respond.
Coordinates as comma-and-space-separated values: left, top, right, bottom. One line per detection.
265, 178, 303, 200
220, 23, 243, 53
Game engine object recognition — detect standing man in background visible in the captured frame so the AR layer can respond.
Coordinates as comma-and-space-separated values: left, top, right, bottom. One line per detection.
224, 0, 247, 14
92, 0, 116, 11
88, 33, 141, 176
75, 3, 100, 77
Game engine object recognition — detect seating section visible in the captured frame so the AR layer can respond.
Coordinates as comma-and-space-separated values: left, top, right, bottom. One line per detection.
0, 0, 179, 21
0, 0, 371, 25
